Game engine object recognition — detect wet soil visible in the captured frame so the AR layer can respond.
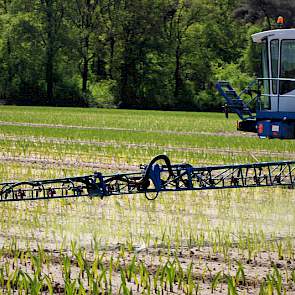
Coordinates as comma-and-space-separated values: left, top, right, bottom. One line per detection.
1, 243, 295, 294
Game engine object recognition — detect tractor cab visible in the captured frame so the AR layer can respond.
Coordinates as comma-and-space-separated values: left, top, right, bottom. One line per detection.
217, 27, 295, 139
252, 29, 295, 114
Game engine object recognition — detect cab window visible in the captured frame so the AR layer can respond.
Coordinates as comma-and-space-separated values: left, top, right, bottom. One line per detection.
270, 39, 279, 94
280, 40, 295, 95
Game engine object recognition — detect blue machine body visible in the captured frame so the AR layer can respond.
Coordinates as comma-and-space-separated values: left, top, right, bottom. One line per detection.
256, 120, 294, 139
217, 29, 295, 139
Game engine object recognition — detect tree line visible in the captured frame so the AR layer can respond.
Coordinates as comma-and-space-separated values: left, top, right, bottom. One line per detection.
0, 0, 294, 110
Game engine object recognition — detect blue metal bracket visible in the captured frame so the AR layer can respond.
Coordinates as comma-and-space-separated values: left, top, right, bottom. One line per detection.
216, 81, 254, 120
1, 155, 295, 202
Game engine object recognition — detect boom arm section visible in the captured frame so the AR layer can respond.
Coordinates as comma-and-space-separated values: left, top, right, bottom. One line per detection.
1, 155, 295, 203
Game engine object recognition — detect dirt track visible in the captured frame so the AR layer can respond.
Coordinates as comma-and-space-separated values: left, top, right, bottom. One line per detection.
0, 155, 138, 171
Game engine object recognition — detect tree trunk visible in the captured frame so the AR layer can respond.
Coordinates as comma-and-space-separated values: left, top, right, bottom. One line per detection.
119, 51, 129, 105
119, 43, 136, 106
82, 57, 88, 95
174, 44, 182, 99
46, 45, 54, 105
109, 34, 115, 79
5, 38, 13, 99
45, 0, 54, 105
82, 36, 89, 96
3, 0, 12, 99
81, 0, 92, 100
7, 39, 12, 85
266, 15, 271, 30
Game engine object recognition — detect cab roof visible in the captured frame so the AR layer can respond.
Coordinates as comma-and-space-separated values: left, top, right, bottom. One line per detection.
252, 29, 295, 43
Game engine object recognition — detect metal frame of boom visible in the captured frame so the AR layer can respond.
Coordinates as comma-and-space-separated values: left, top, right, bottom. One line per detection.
1, 155, 295, 203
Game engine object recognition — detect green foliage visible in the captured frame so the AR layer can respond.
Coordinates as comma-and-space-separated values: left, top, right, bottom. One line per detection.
88, 80, 116, 108
0, 0, 262, 110
241, 25, 264, 76
213, 62, 253, 94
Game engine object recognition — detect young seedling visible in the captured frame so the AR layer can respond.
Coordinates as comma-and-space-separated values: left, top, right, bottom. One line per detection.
211, 271, 222, 293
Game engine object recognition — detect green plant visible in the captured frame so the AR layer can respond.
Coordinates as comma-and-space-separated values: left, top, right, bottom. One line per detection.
211, 271, 222, 293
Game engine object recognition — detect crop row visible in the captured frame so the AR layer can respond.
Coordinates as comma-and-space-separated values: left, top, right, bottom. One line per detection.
0, 106, 234, 133
0, 238, 295, 294
1, 106, 295, 294
0, 165, 294, 264
1, 123, 295, 155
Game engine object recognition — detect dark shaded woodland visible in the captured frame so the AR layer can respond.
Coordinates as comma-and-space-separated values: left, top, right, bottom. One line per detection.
0, 0, 294, 110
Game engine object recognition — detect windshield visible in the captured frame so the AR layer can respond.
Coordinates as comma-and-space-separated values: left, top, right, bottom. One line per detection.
262, 40, 269, 94
280, 39, 295, 95
270, 39, 279, 94
261, 40, 271, 109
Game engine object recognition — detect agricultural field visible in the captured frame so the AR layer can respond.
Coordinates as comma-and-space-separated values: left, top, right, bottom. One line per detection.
0, 105, 295, 294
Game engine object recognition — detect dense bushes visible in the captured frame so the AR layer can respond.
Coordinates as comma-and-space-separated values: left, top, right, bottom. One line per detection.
0, 0, 290, 110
